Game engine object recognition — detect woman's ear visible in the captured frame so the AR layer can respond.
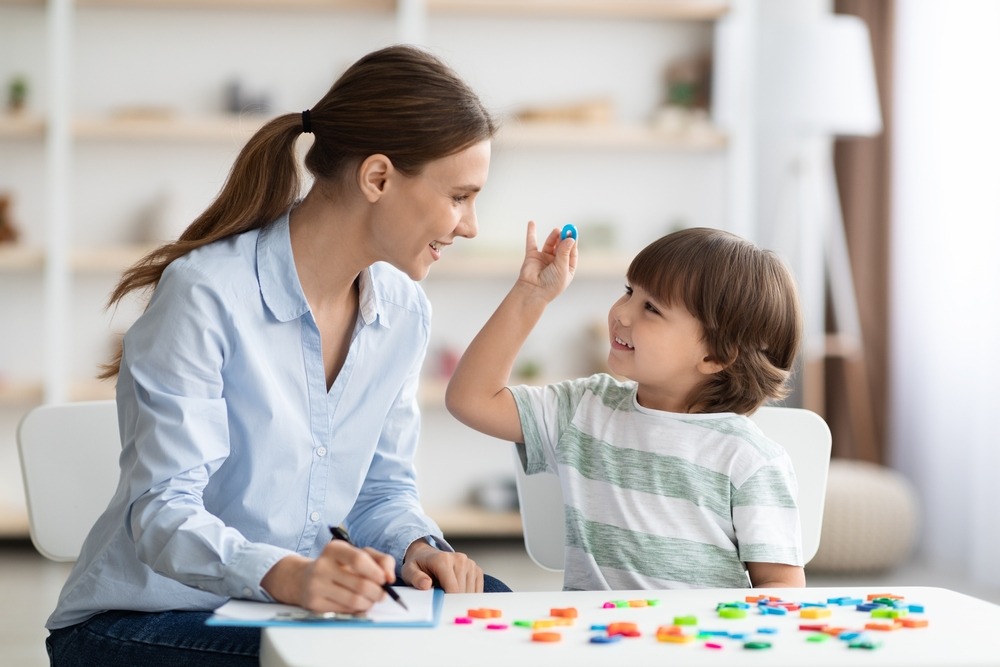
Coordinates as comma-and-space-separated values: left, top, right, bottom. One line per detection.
357, 154, 393, 203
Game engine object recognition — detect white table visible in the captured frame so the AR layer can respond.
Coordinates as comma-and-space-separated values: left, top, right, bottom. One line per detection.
260, 586, 1000, 666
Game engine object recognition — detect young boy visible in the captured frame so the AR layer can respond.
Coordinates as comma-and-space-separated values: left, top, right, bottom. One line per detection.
446, 222, 805, 590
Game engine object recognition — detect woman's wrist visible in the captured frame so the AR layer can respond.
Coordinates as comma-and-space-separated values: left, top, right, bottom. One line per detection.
260, 553, 310, 605
403, 537, 436, 565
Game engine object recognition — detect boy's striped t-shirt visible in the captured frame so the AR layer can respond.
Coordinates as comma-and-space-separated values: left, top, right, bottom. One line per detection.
509, 373, 803, 591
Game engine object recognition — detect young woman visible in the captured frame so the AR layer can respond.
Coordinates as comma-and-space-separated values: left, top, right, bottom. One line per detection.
46, 45, 507, 666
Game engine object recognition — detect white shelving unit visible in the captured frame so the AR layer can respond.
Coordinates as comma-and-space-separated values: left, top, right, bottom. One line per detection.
0, 0, 733, 538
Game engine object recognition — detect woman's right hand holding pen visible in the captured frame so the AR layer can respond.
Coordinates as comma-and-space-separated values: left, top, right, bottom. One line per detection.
261, 540, 396, 614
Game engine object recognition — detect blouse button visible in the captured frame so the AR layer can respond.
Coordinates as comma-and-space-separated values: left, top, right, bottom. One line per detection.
316, 447, 327, 457
310, 511, 320, 522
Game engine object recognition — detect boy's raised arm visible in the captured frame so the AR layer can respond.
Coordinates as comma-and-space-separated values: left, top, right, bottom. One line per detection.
445, 221, 577, 443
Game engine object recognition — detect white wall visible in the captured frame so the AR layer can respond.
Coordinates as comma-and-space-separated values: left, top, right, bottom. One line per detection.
891, 0, 1000, 588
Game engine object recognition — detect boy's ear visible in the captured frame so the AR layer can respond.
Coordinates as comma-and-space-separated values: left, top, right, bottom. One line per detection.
698, 354, 730, 375
358, 153, 394, 203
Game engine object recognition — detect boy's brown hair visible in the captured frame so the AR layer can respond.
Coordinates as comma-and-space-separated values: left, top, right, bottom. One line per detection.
627, 227, 802, 415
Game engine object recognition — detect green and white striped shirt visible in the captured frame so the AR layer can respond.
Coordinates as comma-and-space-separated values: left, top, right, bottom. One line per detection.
510, 374, 802, 591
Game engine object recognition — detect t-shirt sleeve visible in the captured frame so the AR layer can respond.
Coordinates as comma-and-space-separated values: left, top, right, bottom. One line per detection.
508, 379, 584, 477
730, 453, 804, 566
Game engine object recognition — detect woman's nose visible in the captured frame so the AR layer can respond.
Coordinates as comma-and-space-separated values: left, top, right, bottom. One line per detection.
457, 208, 478, 239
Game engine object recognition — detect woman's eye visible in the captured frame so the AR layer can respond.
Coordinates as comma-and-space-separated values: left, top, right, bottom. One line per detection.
452, 194, 469, 204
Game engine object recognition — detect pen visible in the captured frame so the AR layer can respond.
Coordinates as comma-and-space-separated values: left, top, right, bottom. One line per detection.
329, 525, 409, 611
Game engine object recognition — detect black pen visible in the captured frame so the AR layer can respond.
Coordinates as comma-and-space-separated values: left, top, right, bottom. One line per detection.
329, 525, 409, 611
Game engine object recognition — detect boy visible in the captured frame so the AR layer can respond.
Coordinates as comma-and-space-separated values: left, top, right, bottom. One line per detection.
446, 222, 805, 590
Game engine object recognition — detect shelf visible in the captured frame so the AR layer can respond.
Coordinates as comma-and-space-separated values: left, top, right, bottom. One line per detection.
70, 379, 116, 401
0, 114, 45, 139
426, 506, 522, 539
430, 249, 630, 279
498, 120, 726, 151
1, 244, 627, 277
3, 246, 627, 276
426, 0, 729, 20
71, 244, 157, 272
8, 115, 727, 149
0, 246, 44, 271
0, 244, 157, 273
88, 0, 392, 8
74, 114, 266, 142
1, 0, 726, 18
0, 508, 30, 539
0, 379, 43, 406
0, 379, 114, 407
75, 0, 391, 9
1, 114, 265, 142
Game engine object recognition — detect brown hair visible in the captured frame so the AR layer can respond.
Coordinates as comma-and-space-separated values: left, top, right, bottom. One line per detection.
100, 45, 496, 379
626, 227, 802, 415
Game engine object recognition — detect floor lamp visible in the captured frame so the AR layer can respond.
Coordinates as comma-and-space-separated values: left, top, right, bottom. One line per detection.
716, 15, 883, 458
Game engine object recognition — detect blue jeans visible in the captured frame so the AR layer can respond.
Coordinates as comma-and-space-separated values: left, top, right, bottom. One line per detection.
46, 574, 511, 666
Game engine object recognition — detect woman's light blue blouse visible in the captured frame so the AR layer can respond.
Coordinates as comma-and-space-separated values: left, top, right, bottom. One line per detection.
47, 212, 448, 629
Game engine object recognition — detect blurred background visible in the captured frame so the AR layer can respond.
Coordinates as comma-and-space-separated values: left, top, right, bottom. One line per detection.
2, 0, 999, 663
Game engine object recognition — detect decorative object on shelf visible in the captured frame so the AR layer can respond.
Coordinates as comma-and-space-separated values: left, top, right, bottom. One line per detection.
7, 75, 28, 114
224, 79, 272, 115
0, 193, 21, 245
514, 97, 613, 124
111, 105, 176, 121
664, 52, 711, 110
651, 52, 717, 139
651, 105, 717, 140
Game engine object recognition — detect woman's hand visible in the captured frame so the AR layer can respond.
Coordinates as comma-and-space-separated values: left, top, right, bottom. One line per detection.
261, 541, 397, 614
401, 540, 484, 593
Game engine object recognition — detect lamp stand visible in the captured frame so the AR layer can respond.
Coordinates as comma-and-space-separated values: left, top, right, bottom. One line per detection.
782, 137, 879, 461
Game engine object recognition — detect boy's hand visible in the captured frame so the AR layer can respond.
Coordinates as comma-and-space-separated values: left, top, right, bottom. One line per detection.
517, 220, 577, 300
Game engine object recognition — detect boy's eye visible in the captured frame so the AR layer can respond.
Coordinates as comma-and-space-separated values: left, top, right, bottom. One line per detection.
644, 301, 661, 315
623, 285, 633, 295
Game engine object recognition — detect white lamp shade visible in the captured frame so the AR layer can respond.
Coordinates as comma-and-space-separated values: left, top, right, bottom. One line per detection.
714, 14, 883, 138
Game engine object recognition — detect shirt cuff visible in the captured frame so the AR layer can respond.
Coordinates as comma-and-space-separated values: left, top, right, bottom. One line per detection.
396, 533, 454, 578
227, 542, 297, 601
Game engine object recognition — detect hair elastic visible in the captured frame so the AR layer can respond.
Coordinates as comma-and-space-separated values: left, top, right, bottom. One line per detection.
301, 109, 313, 134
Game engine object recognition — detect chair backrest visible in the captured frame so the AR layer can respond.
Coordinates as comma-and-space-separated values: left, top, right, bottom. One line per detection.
16, 400, 121, 562
512, 405, 833, 572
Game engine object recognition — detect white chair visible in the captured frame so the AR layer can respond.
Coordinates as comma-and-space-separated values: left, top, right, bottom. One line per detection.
16, 400, 120, 562
512, 405, 833, 572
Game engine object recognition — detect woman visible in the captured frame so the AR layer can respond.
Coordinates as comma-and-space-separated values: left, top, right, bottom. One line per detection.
46, 45, 506, 666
